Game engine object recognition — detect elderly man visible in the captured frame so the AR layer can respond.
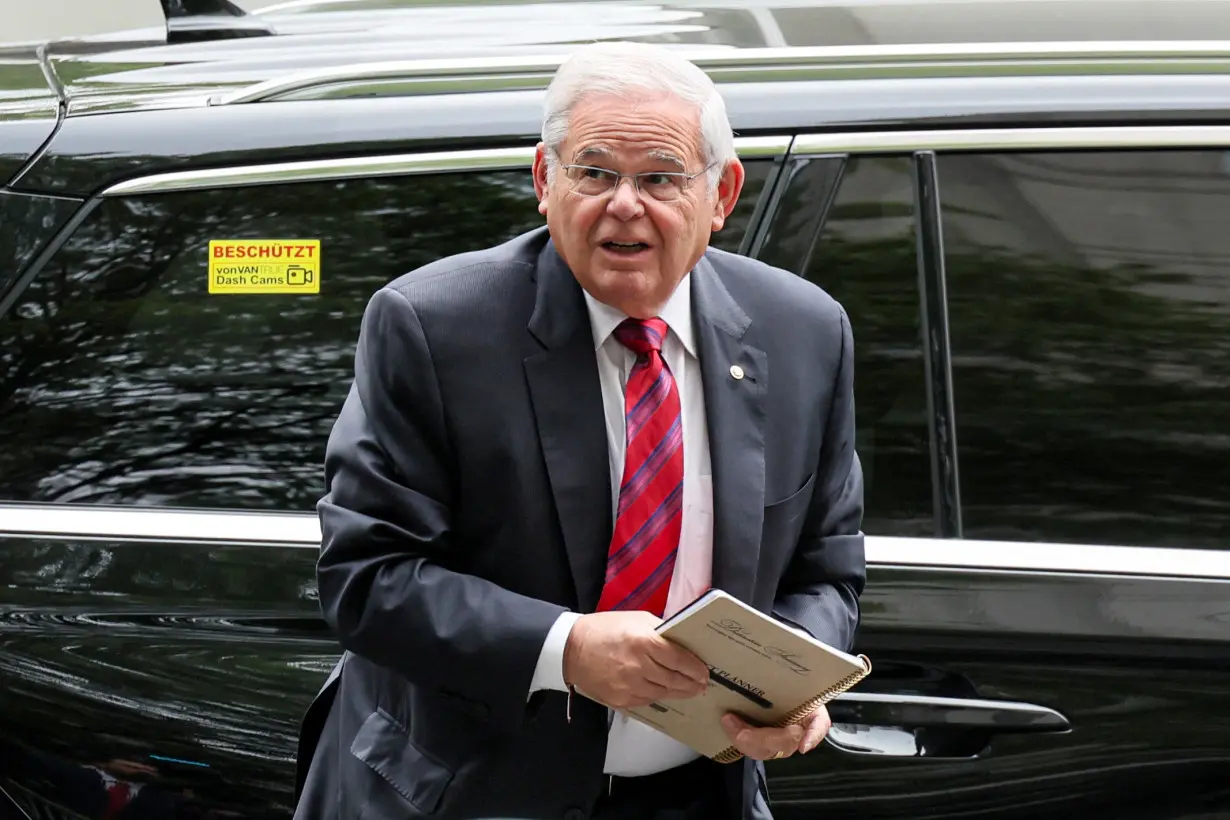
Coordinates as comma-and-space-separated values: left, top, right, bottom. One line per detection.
293, 40, 865, 820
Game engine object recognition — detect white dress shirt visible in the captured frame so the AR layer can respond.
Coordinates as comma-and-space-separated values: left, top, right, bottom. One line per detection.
527, 272, 715, 777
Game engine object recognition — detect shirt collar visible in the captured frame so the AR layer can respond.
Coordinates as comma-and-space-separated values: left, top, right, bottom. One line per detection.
582, 273, 697, 358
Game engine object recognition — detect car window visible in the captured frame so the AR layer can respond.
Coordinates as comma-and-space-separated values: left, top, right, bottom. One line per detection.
758, 154, 935, 536
0, 160, 772, 511
939, 150, 1230, 548
709, 158, 772, 254
0, 190, 79, 297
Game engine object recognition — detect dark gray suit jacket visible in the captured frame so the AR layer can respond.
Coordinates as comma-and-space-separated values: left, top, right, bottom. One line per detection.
293, 225, 865, 820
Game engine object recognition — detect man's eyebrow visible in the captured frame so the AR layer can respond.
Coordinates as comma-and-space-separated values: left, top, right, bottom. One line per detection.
573, 146, 613, 164
646, 150, 686, 170
571, 146, 688, 169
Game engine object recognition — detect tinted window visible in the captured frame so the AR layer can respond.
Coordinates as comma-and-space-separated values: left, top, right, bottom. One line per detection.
710, 158, 772, 254
0, 190, 79, 296
940, 151, 1230, 548
760, 155, 934, 536
0, 160, 772, 511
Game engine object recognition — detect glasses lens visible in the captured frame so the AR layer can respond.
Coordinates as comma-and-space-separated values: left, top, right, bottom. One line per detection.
566, 166, 617, 196
639, 173, 686, 202
562, 165, 691, 200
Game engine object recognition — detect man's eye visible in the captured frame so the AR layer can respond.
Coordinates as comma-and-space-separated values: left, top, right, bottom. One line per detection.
642, 174, 675, 186
583, 168, 612, 180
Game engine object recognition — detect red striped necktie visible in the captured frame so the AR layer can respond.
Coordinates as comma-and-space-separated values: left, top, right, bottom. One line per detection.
595, 317, 684, 618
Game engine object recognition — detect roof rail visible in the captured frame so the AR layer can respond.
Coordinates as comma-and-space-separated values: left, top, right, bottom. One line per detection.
210, 39, 1230, 105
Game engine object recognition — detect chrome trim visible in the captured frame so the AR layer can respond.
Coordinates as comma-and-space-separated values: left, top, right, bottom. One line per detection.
2, 504, 1229, 580
99, 146, 536, 197
98, 137, 792, 197
212, 41, 1230, 105
869, 536, 1230, 580
792, 125, 1230, 154
0, 504, 319, 546
830, 692, 1070, 728
734, 135, 795, 158
98, 122, 1230, 198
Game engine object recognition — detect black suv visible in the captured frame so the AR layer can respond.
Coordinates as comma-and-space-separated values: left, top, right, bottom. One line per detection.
4, 1, 1230, 818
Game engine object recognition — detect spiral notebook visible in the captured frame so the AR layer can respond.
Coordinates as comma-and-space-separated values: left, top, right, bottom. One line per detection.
625, 589, 872, 763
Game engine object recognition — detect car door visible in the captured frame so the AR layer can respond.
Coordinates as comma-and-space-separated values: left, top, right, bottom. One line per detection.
752, 128, 1230, 819
0, 139, 783, 817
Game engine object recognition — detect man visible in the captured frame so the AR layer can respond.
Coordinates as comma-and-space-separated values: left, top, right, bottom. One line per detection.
293, 40, 865, 820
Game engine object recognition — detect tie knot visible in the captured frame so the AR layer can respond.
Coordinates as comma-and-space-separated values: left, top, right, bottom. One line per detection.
613, 318, 668, 355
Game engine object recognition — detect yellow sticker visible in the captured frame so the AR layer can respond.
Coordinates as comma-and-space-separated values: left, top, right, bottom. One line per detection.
208, 239, 321, 294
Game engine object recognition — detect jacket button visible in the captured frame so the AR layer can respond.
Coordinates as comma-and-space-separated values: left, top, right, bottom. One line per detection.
563, 810, 587, 820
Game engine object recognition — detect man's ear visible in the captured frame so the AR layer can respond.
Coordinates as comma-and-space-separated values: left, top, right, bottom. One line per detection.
710, 159, 746, 233
533, 143, 550, 216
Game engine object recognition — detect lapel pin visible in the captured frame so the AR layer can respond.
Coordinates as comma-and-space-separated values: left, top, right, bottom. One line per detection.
729, 365, 745, 380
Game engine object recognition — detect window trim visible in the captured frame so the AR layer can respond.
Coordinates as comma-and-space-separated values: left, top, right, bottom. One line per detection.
0, 504, 1227, 580
790, 124, 1230, 156
912, 151, 962, 539
99, 137, 794, 197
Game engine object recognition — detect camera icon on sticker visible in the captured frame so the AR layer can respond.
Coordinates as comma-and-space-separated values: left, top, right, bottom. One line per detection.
286, 265, 314, 287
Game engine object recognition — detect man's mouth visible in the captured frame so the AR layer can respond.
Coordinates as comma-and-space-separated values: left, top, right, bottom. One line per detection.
602, 241, 650, 254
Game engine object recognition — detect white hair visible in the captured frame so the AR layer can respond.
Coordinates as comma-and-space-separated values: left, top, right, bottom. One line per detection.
541, 41, 736, 192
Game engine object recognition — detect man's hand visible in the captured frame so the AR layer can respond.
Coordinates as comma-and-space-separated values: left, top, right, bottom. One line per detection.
563, 611, 710, 709
721, 704, 831, 760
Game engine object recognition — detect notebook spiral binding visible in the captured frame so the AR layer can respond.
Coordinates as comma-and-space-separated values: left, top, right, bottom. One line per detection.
710, 654, 873, 765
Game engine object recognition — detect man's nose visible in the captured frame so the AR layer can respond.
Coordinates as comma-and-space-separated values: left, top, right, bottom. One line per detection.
605, 178, 645, 218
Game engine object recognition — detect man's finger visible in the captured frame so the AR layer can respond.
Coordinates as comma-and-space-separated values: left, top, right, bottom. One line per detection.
722, 715, 803, 760
800, 707, 831, 753
646, 639, 710, 684
611, 677, 670, 709
642, 658, 707, 698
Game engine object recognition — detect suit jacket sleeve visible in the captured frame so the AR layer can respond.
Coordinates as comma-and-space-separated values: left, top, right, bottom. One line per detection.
316, 286, 567, 734
773, 305, 867, 652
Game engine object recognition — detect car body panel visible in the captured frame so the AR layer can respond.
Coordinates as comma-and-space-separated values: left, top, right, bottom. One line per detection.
4, 510, 1230, 818
0, 530, 327, 819
18, 73, 1230, 197
4, 2, 1230, 818
0, 47, 60, 184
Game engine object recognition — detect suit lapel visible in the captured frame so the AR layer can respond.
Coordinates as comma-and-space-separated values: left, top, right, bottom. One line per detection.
692, 257, 767, 605
523, 240, 611, 613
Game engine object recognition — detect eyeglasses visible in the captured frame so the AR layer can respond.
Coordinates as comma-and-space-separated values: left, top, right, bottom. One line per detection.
557, 162, 715, 202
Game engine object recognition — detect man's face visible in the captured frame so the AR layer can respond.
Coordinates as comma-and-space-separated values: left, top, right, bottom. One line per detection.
532, 91, 744, 318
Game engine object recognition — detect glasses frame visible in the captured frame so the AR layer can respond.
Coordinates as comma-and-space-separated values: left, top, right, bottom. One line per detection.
555, 161, 717, 202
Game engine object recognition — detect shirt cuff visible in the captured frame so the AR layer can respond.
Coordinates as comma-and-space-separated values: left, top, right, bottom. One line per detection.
528, 611, 583, 697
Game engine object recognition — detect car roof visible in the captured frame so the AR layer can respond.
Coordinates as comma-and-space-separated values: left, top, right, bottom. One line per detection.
12, 0, 1230, 197
20, 0, 1230, 116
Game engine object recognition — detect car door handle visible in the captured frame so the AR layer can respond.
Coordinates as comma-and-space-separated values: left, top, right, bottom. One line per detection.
828, 692, 1070, 731
823, 693, 1069, 759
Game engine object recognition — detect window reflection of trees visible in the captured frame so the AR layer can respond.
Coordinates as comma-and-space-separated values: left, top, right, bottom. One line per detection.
0, 162, 771, 512
781, 156, 935, 537
0, 192, 78, 294
0, 172, 545, 510
940, 151, 1230, 549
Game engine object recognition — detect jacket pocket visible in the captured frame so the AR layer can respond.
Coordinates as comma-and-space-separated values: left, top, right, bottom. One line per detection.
351, 707, 455, 815
761, 471, 817, 569
764, 470, 816, 515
